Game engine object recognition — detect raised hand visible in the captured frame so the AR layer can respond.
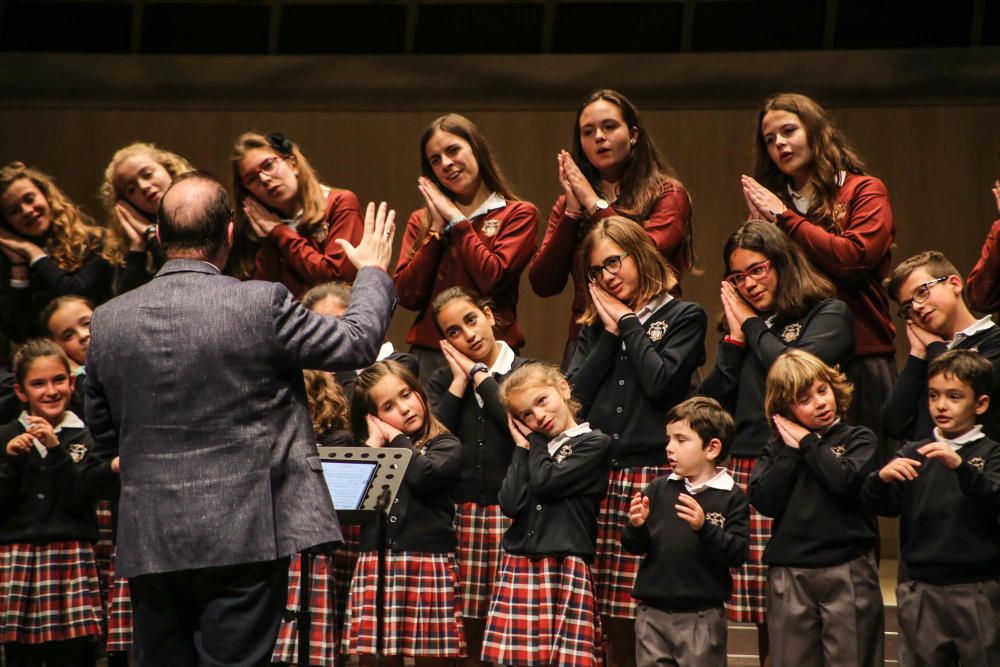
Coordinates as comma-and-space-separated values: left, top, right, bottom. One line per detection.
557, 152, 582, 214
675, 493, 705, 530
741, 175, 786, 222
916, 442, 962, 470
5, 433, 34, 457
507, 413, 531, 450
114, 200, 151, 251
878, 457, 921, 483
25, 415, 58, 449
418, 176, 462, 225
559, 150, 599, 213
365, 414, 389, 448
242, 198, 282, 239
417, 178, 447, 233
0, 228, 44, 262
589, 283, 631, 336
772, 414, 809, 449
337, 201, 396, 271
628, 491, 650, 527
992, 179, 1000, 215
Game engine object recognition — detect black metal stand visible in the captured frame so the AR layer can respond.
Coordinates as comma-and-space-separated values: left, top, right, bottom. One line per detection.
297, 550, 313, 667
375, 487, 391, 667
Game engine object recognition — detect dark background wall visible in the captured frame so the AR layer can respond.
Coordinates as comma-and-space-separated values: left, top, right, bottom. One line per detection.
1, 43, 998, 364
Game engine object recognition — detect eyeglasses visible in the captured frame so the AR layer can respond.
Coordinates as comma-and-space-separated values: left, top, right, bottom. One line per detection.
897, 276, 948, 319
725, 260, 772, 287
586, 253, 629, 284
241, 156, 282, 188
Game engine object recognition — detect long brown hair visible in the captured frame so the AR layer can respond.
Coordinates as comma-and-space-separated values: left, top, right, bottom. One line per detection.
571, 89, 695, 273
351, 360, 448, 448
578, 216, 678, 327
0, 162, 110, 272
303, 370, 351, 437
753, 93, 868, 233
723, 220, 836, 322
410, 114, 518, 254
99, 142, 194, 266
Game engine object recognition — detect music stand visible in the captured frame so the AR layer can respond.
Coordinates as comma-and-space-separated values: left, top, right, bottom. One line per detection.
299, 446, 411, 667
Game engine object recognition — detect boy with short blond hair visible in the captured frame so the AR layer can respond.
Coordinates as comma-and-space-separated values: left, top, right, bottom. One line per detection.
865, 349, 1000, 665
882, 250, 1000, 442
621, 396, 749, 667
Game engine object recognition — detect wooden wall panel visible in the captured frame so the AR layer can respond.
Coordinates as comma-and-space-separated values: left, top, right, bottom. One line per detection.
2, 103, 998, 366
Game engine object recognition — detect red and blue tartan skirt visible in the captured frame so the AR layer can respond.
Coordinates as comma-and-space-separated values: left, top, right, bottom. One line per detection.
272, 553, 339, 666
727, 455, 771, 624
592, 464, 671, 619
104, 550, 132, 653
454, 501, 511, 619
481, 554, 603, 667
0, 541, 104, 644
342, 551, 467, 657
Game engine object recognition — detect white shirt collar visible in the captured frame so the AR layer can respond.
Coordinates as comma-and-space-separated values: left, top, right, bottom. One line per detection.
18, 410, 85, 458
787, 171, 845, 214
547, 421, 590, 457
948, 316, 996, 349
635, 291, 673, 325
285, 185, 331, 231
668, 467, 735, 494
376, 341, 395, 361
473, 341, 516, 407
465, 192, 506, 220
932, 424, 985, 450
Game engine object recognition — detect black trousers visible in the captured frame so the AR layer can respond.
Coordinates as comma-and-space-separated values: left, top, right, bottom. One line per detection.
129, 558, 289, 667
3, 638, 97, 667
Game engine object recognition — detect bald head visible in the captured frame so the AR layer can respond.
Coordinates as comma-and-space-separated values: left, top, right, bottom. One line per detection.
158, 171, 234, 259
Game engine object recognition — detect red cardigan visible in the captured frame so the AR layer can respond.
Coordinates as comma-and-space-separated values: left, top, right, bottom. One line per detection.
776, 173, 896, 356
393, 199, 539, 350
966, 219, 1000, 313
254, 188, 363, 298
529, 180, 691, 341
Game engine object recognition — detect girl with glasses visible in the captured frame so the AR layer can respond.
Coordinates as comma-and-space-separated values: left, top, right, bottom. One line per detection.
231, 132, 364, 294
530, 89, 695, 370
699, 220, 854, 666
99, 142, 194, 294
566, 216, 706, 667
740, 92, 896, 467
393, 114, 539, 380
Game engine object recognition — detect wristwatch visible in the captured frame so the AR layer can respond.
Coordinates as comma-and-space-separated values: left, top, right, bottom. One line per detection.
468, 362, 489, 380
143, 225, 157, 240
591, 198, 610, 215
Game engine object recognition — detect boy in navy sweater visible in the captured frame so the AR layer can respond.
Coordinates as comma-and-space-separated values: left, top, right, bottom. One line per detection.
621, 396, 749, 667
865, 349, 1000, 665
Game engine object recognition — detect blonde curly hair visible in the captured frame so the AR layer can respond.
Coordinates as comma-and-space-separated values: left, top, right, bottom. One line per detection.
99, 142, 194, 266
0, 162, 110, 272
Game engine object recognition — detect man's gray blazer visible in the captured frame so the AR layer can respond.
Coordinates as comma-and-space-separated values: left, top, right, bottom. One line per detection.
85, 260, 395, 578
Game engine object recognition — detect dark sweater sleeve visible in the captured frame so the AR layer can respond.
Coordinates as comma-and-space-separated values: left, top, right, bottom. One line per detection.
426, 367, 462, 431
31, 248, 113, 300
391, 433, 461, 499
881, 355, 928, 441
954, 447, 1000, 513
49, 435, 118, 505
475, 376, 511, 430
698, 339, 747, 414
697, 489, 750, 568
861, 444, 912, 517
527, 432, 607, 501
114, 251, 153, 295
741, 300, 854, 369
566, 326, 620, 411
618, 303, 706, 405
748, 439, 804, 518
498, 446, 530, 517
800, 427, 877, 502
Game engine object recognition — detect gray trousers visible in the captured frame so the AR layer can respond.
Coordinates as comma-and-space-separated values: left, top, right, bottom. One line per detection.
766, 552, 884, 667
897, 578, 1000, 667
634, 604, 727, 667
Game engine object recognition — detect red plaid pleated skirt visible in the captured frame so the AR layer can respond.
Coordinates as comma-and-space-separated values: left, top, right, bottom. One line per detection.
272, 553, 339, 666
592, 465, 671, 619
342, 551, 467, 657
104, 550, 133, 653
481, 554, 603, 667
0, 541, 104, 644
727, 455, 771, 624
454, 501, 511, 619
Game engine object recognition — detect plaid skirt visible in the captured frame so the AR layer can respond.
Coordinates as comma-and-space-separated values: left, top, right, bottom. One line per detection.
592, 465, 671, 619
481, 554, 603, 667
342, 551, 467, 657
94, 502, 114, 601
0, 541, 104, 644
454, 501, 511, 619
272, 553, 339, 666
728, 455, 771, 624
104, 550, 133, 653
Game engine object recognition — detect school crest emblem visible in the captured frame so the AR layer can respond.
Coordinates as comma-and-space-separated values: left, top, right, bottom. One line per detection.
481, 218, 502, 237
833, 202, 848, 227
312, 221, 329, 244
830, 445, 846, 458
67, 443, 88, 463
968, 456, 985, 471
705, 512, 726, 528
647, 321, 668, 342
554, 444, 574, 462
780, 323, 802, 343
